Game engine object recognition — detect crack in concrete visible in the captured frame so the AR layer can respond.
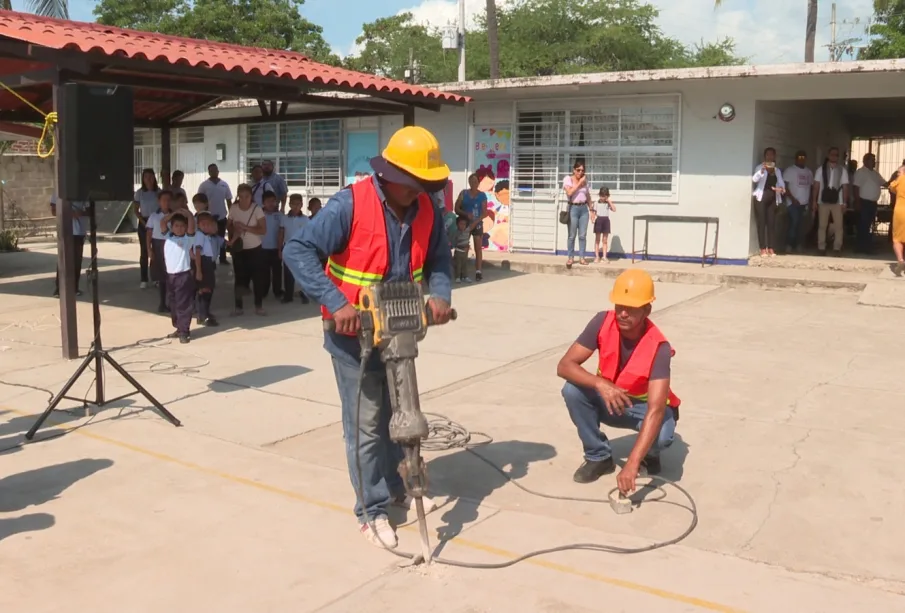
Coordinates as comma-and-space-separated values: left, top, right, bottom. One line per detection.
739, 428, 813, 552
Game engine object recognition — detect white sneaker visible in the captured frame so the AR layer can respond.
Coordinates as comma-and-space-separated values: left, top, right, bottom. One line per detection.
462, 277, 473, 283
140, 282, 148, 289
455, 278, 461, 284
360, 517, 397, 549
393, 494, 438, 513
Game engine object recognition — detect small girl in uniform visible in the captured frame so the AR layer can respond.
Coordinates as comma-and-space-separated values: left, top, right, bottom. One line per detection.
592, 187, 616, 263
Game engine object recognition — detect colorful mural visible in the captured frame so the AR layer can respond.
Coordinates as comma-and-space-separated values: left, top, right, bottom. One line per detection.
473, 127, 511, 251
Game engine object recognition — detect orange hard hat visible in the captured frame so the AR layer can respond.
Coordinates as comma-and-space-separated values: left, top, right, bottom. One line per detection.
609, 269, 655, 308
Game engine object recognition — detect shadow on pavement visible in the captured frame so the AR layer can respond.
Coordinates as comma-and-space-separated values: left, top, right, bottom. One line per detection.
0, 408, 84, 456
0, 513, 56, 542
425, 440, 557, 542
608, 431, 690, 484
0, 458, 114, 513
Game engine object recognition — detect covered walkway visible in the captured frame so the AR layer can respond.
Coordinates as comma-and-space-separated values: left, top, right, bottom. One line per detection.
0, 11, 468, 358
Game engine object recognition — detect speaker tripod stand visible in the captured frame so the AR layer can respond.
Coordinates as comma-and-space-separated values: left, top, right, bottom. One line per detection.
25, 201, 181, 440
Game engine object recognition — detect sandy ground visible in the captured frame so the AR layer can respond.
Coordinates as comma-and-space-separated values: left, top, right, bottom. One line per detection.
1, 242, 904, 613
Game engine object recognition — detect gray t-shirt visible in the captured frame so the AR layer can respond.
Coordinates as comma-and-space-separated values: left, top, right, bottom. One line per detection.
134, 188, 161, 218
576, 311, 671, 380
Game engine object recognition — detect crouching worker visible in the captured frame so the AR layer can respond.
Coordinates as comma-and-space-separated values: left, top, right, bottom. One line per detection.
557, 269, 679, 495
282, 126, 453, 549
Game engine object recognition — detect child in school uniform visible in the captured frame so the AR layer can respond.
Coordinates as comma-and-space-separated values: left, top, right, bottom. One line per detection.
193, 211, 221, 327
146, 190, 173, 313
260, 192, 284, 300
192, 192, 210, 218
279, 194, 310, 304
160, 208, 197, 343
453, 215, 481, 283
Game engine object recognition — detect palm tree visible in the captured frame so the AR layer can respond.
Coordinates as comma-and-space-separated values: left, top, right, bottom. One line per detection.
1, 0, 69, 19
486, 0, 500, 80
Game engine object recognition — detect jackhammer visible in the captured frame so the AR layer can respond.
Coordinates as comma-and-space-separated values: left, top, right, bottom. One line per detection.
324, 281, 456, 565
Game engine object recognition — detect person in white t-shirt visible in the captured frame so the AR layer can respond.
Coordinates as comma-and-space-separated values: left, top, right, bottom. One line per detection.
853, 152, 886, 254
782, 150, 814, 253
812, 146, 850, 255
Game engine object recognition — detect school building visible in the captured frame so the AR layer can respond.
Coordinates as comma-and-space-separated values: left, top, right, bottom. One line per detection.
140, 58, 905, 264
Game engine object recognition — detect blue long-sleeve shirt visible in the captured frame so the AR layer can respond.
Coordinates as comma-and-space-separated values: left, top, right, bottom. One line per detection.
283, 176, 452, 366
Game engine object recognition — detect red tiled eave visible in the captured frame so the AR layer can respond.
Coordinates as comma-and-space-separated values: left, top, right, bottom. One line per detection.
0, 11, 470, 104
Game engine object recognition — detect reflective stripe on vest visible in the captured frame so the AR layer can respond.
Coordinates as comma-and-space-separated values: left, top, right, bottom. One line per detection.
321, 178, 434, 329
596, 311, 681, 408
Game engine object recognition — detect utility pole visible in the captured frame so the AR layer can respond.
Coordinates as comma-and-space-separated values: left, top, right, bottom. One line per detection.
457, 0, 466, 82
830, 2, 837, 60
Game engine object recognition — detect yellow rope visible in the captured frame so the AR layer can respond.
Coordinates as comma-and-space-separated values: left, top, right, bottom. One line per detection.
0, 80, 57, 159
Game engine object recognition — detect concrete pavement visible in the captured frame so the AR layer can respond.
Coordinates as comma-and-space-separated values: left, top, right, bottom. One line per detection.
1, 242, 905, 612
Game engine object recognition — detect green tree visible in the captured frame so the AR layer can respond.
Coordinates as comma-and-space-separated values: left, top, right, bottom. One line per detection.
346, 0, 743, 81
343, 13, 463, 82
93, 0, 339, 64
859, 1, 905, 59
2, 0, 69, 18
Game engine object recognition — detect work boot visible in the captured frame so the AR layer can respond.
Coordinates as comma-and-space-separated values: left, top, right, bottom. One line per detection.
572, 457, 615, 484
641, 455, 661, 476
360, 517, 397, 549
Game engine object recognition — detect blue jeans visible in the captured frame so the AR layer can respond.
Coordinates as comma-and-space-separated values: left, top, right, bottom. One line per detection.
562, 381, 676, 462
332, 357, 405, 522
568, 204, 589, 260
787, 204, 805, 249
857, 198, 878, 252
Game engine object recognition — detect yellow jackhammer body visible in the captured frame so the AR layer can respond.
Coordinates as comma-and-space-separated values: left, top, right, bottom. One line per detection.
325, 281, 455, 565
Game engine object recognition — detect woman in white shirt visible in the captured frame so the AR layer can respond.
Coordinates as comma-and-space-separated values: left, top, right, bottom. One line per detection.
227, 184, 267, 316
751, 147, 786, 258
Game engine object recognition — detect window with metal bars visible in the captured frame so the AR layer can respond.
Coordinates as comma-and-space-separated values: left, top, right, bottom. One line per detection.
513, 101, 679, 198
245, 120, 342, 188
132, 128, 203, 185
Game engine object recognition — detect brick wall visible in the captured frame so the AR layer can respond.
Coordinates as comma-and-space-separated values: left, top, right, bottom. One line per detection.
1, 151, 55, 219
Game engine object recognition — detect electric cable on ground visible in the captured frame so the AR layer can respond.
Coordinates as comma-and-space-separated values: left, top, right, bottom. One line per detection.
352, 355, 698, 570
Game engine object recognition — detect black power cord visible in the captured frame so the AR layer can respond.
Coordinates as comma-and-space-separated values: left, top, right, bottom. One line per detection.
352, 355, 699, 569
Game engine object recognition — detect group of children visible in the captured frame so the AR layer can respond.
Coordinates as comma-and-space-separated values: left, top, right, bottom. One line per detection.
147, 188, 321, 344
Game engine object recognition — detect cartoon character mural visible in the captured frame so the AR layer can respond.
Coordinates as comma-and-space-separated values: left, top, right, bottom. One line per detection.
473, 127, 512, 251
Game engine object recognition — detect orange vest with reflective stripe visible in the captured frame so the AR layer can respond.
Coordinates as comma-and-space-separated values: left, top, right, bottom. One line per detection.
321, 178, 435, 331
597, 311, 681, 408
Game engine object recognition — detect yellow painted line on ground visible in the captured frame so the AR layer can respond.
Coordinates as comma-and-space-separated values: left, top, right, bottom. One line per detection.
2, 406, 745, 613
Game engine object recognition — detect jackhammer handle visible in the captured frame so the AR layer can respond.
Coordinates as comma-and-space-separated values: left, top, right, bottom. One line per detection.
323, 308, 457, 331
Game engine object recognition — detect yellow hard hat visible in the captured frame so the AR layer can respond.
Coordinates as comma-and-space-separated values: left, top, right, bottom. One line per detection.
609, 269, 655, 308
381, 126, 450, 183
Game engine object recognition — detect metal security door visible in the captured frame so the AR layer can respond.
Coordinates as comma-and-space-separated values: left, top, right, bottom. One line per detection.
510, 121, 560, 252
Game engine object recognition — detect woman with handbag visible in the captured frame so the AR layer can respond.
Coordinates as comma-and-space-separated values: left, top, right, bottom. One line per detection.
562, 160, 591, 269
227, 184, 268, 316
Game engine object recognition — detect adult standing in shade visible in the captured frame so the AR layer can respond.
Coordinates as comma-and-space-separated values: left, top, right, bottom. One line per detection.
197, 163, 233, 264
133, 168, 160, 289
852, 152, 885, 254
262, 160, 288, 212
50, 195, 87, 298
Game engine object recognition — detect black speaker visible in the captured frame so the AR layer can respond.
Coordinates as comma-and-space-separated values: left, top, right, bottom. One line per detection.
58, 83, 135, 202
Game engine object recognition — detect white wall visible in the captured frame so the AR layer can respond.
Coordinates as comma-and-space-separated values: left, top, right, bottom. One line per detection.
203, 125, 242, 190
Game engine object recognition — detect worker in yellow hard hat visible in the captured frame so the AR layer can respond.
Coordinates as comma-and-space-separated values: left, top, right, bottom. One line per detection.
556, 269, 681, 496
282, 126, 453, 548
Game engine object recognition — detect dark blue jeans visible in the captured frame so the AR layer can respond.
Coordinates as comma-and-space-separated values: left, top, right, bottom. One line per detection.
332, 357, 405, 522
857, 198, 878, 252
787, 204, 806, 250
562, 381, 676, 462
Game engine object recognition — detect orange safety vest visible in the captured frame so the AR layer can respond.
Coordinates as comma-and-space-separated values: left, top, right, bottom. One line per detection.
597, 311, 681, 408
321, 178, 435, 332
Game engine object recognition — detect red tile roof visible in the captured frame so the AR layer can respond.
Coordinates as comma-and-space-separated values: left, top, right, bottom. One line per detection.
0, 11, 468, 104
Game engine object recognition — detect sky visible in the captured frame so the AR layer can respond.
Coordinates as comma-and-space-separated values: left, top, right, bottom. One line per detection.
58, 0, 879, 65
